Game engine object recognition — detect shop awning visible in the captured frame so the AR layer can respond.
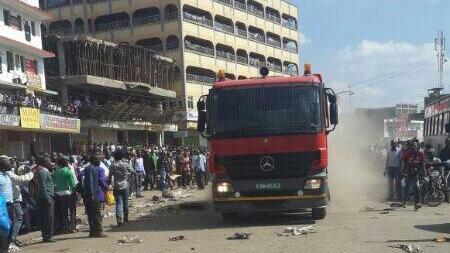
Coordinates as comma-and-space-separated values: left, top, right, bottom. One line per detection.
0, 36, 55, 58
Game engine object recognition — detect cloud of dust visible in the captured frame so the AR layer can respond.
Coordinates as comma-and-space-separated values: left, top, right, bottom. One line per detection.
328, 113, 388, 211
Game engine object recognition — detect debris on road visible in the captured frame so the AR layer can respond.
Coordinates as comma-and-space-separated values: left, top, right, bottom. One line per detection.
277, 226, 316, 237
434, 212, 444, 216
118, 235, 142, 244
162, 190, 175, 199
390, 203, 405, 208
227, 233, 251, 240
169, 235, 185, 241
390, 243, 424, 253
379, 211, 390, 214
362, 206, 375, 212
434, 236, 449, 242
382, 208, 395, 211
103, 212, 115, 218
191, 247, 196, 250
152, 195, 161, 202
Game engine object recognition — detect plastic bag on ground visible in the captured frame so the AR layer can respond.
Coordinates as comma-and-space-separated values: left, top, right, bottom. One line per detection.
118, 235, 142, 244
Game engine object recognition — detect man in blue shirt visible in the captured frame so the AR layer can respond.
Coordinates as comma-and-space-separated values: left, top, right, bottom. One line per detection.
193, 150, 207, 190
0, 156, 14, 252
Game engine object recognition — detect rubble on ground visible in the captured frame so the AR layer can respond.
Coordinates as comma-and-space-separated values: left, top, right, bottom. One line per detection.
169, 235, 185, 241
277, 226, 316, 237
390, 243, 424, 253
227, 233, 251, 240
103, 212, 115, 218
118, 235, 142, 244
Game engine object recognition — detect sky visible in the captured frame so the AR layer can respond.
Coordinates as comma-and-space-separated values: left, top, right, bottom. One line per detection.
297, 0, 450, 109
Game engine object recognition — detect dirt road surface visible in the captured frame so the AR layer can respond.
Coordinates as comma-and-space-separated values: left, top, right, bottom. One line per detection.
20, 188, 450, 253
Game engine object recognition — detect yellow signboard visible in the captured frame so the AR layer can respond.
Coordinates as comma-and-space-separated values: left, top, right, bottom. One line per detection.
20, 107, 40, 129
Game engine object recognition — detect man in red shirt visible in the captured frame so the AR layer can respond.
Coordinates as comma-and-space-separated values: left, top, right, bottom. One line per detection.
401, 142, 424, 210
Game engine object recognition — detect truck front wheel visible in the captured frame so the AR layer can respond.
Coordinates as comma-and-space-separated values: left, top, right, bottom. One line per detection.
221, 212, 238, 222
312, 207, 327, 220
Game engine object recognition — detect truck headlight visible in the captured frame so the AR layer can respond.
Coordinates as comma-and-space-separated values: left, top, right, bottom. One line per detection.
217, 182, 233, 193
304, 179, 322, 190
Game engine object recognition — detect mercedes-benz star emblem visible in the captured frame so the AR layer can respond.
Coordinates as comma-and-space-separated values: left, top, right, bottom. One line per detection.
259, 156, 275, 172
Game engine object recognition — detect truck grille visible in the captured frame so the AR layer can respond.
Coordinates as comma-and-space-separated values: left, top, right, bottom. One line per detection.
216, 152, 319, 181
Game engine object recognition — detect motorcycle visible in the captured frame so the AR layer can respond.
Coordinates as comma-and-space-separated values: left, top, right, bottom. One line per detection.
421, 165, 446, 207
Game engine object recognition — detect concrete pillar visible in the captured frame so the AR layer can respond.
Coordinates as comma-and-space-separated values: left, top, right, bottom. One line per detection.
56, 41, 66, 76
157, 131, 164, 146
61, 85, 68, 104
123, 130, 129, 145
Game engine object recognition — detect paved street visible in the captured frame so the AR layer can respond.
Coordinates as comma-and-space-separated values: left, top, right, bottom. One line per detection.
19, 187, 450, 253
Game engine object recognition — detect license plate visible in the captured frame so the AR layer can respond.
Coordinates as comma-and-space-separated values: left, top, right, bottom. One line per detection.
255, 182, 282, 190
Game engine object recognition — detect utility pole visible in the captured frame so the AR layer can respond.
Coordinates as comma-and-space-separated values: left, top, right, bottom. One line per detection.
348, 84, 352, 113
435, 30, 446, 89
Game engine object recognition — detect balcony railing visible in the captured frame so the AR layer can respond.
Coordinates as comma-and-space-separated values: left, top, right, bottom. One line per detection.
133, 15, 161, 27
216, 51, 235, 61
267, 38, 281, 47
47, 0, 70, 9
185, 42, 215, 56
215, 0, 233, 6
234, 1, 246, 11
249, 33, 265, 43
237, 56, 248, 64
249, 58, 265, 68
283, 68, 297, 75
183, 12, 213, 27
283, 44, 298, 53
236, 28, 247, 38
247, 5, 264, 18
282, 19, 298, 30
266, 14, 281, 23
186, 74, 215, 85
215, 22, 234, 34
268, 63, 282, 72
165, 12, 178, 21
95, 20, 130, 32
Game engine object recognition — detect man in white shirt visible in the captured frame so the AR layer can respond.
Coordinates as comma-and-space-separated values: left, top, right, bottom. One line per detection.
132, 151, 145, 198
385, 141, 402, 200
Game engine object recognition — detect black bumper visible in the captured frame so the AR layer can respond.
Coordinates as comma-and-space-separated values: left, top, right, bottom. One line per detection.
213, 195, 327, 213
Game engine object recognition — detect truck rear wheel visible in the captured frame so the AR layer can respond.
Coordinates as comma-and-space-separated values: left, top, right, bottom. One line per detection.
312, 207, 326, 220
221, 212, 238, 222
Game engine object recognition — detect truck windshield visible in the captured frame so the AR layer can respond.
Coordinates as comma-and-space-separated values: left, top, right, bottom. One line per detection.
209, 84, 323, 137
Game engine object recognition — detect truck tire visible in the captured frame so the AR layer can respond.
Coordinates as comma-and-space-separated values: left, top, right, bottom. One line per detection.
221, 212, 238, 222
312, 207, 326, 220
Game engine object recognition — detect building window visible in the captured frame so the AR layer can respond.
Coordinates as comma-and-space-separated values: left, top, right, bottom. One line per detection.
6, 52, 13, 72
20, 56, 24, 72
0, 55, 2, 74
187, 96, 194, 109
31, 21, 36, 36
3, 10, 10, 26
24, 21, 31, 41
14, 54, 20, 69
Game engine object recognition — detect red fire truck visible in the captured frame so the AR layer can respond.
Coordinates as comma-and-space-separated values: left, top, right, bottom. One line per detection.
197, 65, 338, 221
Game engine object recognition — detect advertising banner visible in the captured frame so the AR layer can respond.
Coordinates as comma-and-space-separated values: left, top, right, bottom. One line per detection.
0, 114, 20, 127
20, 107, 40, 129
41, 114, 80, 133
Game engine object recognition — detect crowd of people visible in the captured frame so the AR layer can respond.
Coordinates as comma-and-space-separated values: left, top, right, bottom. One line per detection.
384, 138, 450, 210
0, 144, 208, 252
0, 91, 78, 117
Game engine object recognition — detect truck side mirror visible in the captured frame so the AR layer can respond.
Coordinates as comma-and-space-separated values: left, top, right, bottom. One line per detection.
445, 123, 450, 133
197, 100, 206, 133
327, 93, 338, 125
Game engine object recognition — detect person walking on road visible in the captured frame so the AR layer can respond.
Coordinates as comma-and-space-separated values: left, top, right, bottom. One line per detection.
32, 156, 55, 242
108, 150, 131, 227
82, 155, 108, 238
53, 156, 77, 234
193, 150, 207, 190
131, 151, 145, 198
385, 141, 402, 201
5, 157, 34, 248
0, 156, 14, 251
402, 142, 424, 210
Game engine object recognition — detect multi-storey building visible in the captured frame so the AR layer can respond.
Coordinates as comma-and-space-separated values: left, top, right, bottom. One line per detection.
1, 0, 53, 90
42, 0, 299, 143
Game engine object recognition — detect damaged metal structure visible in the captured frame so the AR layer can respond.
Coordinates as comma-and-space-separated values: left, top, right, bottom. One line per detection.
43, 35, 181, 147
